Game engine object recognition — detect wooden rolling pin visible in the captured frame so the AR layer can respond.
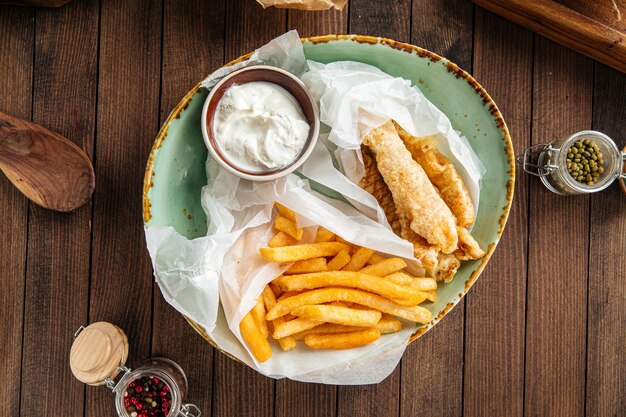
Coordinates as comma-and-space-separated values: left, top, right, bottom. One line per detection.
0, 112, 95, 212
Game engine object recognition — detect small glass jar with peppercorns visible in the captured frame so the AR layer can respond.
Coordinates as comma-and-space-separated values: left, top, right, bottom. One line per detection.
70, 322, 201, 417
519, 130, 626, 195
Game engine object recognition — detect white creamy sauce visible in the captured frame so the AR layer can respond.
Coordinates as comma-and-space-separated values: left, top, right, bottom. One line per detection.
213, 81, 310, 172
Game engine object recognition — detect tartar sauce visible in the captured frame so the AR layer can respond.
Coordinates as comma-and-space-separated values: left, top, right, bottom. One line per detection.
213, 81, 310, 172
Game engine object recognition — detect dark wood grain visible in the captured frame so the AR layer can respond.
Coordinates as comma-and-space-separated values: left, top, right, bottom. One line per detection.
524, 37, 593, 417
212, 2, 285, 416
335, 2, 410, 417
585, 63, 626, 417
349, 0, 411, 42
400, 2, 472, 417
463, 9, 532, 417
0, 6, 32, 416
86, 0, 162, 415
151, 0, 225, 413
287, 7, 348, 37
19, 1, 98, 416
277, 8, 348, 417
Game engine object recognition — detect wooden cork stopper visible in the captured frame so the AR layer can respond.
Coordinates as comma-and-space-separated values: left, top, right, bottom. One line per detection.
70, 322, 129, 386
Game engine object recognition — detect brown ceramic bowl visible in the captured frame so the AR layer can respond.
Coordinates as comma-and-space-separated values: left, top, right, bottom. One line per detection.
201, 65, 320, 181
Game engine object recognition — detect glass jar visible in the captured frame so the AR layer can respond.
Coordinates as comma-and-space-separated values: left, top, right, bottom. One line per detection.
519, 130, 626, 195
70, 323, 200, 417
112, 358, 198, 417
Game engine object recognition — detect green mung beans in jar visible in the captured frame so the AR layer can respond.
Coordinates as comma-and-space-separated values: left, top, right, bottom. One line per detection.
565, 138, 605, 185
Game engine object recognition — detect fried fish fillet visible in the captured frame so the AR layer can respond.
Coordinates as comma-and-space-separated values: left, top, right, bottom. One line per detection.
360, 148, 440, 270
363, 121, 458, 254
455, 227, 486, 260
434, 253, 461, 283
394, 122, 476, 228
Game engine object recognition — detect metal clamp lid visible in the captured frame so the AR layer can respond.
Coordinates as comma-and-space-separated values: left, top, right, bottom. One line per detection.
516, 143, 558, 177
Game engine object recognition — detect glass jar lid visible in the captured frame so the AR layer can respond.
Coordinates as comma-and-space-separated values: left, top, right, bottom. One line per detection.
70, 322, 129, 386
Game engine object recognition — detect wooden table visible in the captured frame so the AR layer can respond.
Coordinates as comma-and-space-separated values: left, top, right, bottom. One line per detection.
0, 1, 624, 416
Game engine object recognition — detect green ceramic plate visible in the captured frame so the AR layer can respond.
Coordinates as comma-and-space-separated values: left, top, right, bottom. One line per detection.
143, 35, 514, 345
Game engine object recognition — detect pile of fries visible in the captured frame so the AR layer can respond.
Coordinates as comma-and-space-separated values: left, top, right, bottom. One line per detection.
240, 203, 436, 362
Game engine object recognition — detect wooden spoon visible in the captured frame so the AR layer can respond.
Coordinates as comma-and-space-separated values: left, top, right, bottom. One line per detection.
0, 111, 95, 212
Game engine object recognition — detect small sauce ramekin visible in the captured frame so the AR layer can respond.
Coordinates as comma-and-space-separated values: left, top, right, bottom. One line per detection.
201, 65, 320, 181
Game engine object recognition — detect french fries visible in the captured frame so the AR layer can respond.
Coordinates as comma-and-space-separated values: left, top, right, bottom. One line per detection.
276, 271, 427, 306
240, 310, 272, 362
343, 247, 375, 271
291, 304, 382, 327
237, 203, 440, 359
274, 215, 304, 241
266, 287, 432, 324
327, 249, 351, 270
268, 231, 297, 248
359, 258, 407, 276
304, 328, 381, 350
314, 227, 335, 243
260, 242, 349, 263
285, 258, 327, 274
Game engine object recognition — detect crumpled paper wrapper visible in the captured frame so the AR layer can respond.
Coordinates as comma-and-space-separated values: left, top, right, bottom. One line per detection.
257, 0, 346, 11
145, 30, 483, 384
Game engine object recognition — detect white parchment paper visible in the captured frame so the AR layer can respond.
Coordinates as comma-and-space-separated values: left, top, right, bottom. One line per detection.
145, 31, 483, 384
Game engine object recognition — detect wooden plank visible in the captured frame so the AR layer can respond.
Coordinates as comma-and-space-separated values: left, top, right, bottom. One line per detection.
212, 2, 285, 417
471, 0, 626, 74
400, 2, 473, 417
19, 1, 98, 416
349, 0, 411, 42
287, 7, 348, 37
463, 9, 532, 417
524, 37, 592, 417
336, 3, 410, 417
275, 9, 348, 417
585, 63, 626, 416
151, 0, 226, 413
86, 0, 162, 415
0, 6, 32, 416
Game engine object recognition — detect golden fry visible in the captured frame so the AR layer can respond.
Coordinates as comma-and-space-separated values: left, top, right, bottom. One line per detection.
276, 271, 426, 306
252, 297, 268, 338
285, 257, 327, 274
260, 242, 349, 263
266, 287, 432, 324
273, 317, 321, 339
269, 281, 283, 298
277, 291, 302, 301
239, 311, 272, 362
424, 291, 437, 303
268, 231, 298, 248
304, 328, 381, 350
294, 316, 402, 340
314, 227, 335, 243
291, 305, 382, 327
343, 248, 375, 271
366, 253, 386, 265
384, 272, 437, 291
363, 121, 458, 253
327, 249, 351, 271
274, 202, 297, 223
359, 258, 407, 277
262, 285, 297, 351
274, 215, 303, 241
376, 314, 403, 334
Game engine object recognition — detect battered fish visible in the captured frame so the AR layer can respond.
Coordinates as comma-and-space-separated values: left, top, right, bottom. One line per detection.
363, 121, 458, 254
434, 253, 461, 283
394, 122, 476, 228
360, 148, 440, 270
455, 227, 486, 260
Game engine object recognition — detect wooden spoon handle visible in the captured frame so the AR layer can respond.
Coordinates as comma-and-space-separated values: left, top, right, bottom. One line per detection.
0, 112, 95, 211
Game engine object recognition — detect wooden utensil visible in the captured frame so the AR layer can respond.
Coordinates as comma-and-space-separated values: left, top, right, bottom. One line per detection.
471, 0, 626, 74
0, 112, 95, 211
